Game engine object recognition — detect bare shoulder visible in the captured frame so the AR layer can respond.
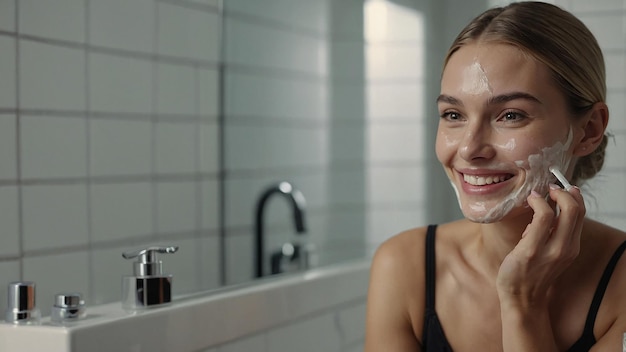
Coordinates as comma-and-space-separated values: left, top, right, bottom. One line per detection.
580, 219, 626, 349
369, 225, 430, 297
373, 226, 429, 267
364, 225, 431, 351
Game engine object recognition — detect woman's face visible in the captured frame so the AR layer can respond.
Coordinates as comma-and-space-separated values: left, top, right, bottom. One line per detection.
437, 43, 578, 223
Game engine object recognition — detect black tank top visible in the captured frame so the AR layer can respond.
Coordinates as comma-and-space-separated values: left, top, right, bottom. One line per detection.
422, 224, 626, 351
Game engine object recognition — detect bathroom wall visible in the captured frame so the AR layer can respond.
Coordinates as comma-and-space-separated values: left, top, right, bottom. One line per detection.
0, 0, 223, 314
571, 0, 626, 229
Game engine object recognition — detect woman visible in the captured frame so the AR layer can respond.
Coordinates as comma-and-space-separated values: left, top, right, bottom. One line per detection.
364, 2, 626, 351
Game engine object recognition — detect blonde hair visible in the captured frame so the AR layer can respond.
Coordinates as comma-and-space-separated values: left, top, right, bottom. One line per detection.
444, 1, 608, 184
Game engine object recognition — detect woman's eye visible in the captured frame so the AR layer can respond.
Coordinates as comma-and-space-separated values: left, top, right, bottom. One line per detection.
441, 111, 462, 121
500, 111, 526, 123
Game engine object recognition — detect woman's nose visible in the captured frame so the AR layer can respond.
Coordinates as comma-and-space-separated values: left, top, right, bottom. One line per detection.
458, 122, 495, 161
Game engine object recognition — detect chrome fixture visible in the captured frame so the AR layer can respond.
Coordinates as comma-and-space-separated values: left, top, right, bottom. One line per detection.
270, 243, 299, 275
255, 181, 306, 278
270, 242, 318, 275
50, 292, 86, 324
5, 281, 41, 325
121, 245, 179, 311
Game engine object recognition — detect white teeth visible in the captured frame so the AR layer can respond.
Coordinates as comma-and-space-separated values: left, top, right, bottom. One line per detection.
463, 174, 509, 186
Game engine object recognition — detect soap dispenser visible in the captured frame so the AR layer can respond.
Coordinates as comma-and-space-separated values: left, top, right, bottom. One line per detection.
121, 246, 178, 311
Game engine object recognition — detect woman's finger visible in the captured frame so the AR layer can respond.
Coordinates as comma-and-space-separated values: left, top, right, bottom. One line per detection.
517, 190, 556, 251
547, 185, 585, 253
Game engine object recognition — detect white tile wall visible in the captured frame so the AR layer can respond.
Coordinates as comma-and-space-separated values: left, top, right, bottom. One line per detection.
366, 122, 424, 162
20, 115, 87, 179
199, 122, 220, 173
19, 0, 85, 43
90, 119, 152, 176
22, 184, 89, 251
157, 3, 221, 62
578, 13, 626, 50
19, 41, 85, 110
92, 246, 131, 305
156, 181, 197, 233
226, 0, 329, 33
0, 1, 15, 32
367, 166, 426, 204
606, 92, 626, 131
0, 261, 20, 314
604, 52, 625, 90
197, 69, 220, 116
167, 237, 202, 295
198, 234, 221, 290
329, 41, 366, 80
201, 180, 220, 230
1, 0, 221, 318
157, 63, 196, 115
90, 182, 153, 242
22, 251, 90, 316
571, 0, 623, 12
0, 186, 20, 257
330, 84, 367, 120
225, 232, 254, 285
89, 0, 155, 53
371, 3, 426, 43
224, 125, 328, 170
366, 45, 425, 80
225, 72, 327, 120
155, 122, 197, 174
225, 19, 327, 75
89, 53, 153, 114
365, 83, 425, 118
0, 37, 16, 108
0, 115, 17, 180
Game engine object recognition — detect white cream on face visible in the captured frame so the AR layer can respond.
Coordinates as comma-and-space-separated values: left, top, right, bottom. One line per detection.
494, 138, 516, 152
462, 60, 493, 96
464, 127, 574, 223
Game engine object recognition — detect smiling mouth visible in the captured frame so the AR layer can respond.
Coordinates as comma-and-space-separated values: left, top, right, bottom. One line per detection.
463, 174, 513, 186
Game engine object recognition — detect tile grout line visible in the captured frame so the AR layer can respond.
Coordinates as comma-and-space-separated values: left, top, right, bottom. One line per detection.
14, 0, 24, 281
85, 0, 95, 305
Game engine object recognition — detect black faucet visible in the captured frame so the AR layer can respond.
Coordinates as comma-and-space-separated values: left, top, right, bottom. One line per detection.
255, 181, 306, 278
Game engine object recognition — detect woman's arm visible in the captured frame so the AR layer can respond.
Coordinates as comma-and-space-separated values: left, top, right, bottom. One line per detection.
364, 238, 422, 352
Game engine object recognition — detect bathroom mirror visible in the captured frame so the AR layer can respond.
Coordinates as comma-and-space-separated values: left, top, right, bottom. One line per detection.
218, 0, 465, 287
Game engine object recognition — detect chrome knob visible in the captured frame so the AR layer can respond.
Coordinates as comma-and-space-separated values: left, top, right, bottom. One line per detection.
50, 292, 86, 324
5, 281, 41, 324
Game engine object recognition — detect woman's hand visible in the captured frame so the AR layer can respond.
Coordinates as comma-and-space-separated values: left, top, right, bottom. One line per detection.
496, 184, 586, 308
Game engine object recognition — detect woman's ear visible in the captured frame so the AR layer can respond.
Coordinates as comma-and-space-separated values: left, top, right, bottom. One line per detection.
573, 102, 609, 157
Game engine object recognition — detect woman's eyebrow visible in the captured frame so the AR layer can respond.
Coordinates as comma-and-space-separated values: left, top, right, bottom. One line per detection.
487, 92, 542, 105
436, 92, 542, 106
436, 94, 462, 106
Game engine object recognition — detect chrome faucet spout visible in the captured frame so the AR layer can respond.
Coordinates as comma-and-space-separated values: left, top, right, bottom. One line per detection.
255, 181, 307, 278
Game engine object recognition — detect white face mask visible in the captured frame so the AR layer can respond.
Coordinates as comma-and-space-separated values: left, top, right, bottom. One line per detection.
452, 127, 574, 223
462, 60, 493, 96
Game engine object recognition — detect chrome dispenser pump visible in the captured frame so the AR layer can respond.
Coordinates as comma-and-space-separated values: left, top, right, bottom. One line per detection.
121, 246, 178, 311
